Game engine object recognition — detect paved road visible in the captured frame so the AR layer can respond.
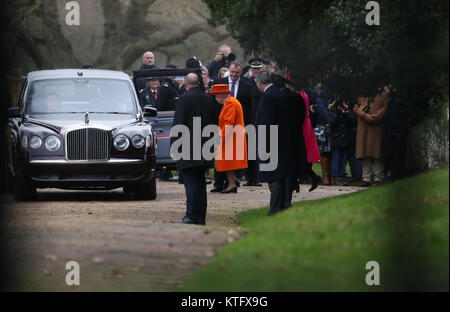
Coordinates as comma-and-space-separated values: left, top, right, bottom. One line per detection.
1, 182, 361, 291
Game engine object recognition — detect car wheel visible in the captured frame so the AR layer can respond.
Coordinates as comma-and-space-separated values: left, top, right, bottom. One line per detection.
14, 169, 37, 201
134, 176, 157, 200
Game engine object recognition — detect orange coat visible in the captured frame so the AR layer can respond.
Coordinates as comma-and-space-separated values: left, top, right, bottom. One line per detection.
216, 96, 248, 172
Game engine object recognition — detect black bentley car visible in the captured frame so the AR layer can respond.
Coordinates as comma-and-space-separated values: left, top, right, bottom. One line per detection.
6, 69, 158, 201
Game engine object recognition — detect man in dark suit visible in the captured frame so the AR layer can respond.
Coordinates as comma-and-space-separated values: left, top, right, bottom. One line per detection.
210, 61, 255, 191
170, 73, 216, 225
255, 71, 300, 216
138, 77, 159, 109
272, 74, 308, 187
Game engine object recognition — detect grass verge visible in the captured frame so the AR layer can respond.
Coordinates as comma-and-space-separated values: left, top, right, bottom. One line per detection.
180, 167, 449, 291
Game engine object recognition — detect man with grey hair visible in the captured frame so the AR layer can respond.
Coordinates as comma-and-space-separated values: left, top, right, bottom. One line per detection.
206, 44, 235, 80
255, 71, 298, 215
170, 73, 216, 225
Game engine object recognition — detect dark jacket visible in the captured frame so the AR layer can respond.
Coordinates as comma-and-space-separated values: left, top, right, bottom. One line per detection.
255, 85, 295, 182
170, 87, 217, 171
157, 78, 179, 111
382, 98, 408, 157
138, 88, 158, 109
280, 87, 308, 174
329, 108, 357, 149
310, 88, 334, 126
248, 77, 263, 124
205, 59, 227, 80
212, 77, 254, 127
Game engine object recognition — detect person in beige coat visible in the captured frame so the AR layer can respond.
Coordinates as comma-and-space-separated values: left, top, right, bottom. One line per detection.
354, 87, 391, 186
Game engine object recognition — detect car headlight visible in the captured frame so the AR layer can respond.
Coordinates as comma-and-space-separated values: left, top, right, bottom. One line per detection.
132, 135, 145, 149
29, 136, 42, 149
114, 134, 130, 151
45, 135, 61, 152
21, 136, 28, 149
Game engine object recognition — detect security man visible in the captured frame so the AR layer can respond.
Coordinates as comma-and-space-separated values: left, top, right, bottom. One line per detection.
138, 77, 159, 109
157, 64, 180, 111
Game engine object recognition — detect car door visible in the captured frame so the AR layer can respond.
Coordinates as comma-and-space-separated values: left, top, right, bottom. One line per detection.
146, 110, 175, 169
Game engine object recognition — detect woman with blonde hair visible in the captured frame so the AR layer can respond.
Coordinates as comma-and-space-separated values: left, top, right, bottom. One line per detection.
218, 67, 230, 79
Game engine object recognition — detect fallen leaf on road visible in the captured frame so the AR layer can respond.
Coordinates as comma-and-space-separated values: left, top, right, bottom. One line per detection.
44, 254, 57, 261
92, 257, 103, 263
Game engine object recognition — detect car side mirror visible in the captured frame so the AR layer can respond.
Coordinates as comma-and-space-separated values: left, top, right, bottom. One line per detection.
8, 107, 21, 118
143, 106, 157, 118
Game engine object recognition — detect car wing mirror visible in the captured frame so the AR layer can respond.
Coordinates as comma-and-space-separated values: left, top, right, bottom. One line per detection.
8, 107, 21, 118
143, 106, 157, 118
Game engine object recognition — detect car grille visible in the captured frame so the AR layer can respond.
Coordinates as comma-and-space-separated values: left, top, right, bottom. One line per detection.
66, 128, 111, 161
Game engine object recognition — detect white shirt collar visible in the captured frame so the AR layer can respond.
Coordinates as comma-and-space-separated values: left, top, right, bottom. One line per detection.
264, 83, 273, 93
228, 76, 240, 85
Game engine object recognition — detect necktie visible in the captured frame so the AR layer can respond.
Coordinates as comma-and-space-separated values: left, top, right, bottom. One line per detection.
231, 81, 236, 97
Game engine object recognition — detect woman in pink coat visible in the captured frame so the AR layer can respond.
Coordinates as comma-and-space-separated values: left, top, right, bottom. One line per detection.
299, 90, 322, 191
286, 75, 322, 191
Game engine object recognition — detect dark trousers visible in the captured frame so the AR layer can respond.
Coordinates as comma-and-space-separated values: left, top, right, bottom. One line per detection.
332, 147, 349, 178
213, 169, 227, 189
268, 177, 296, 215
246, 160, 258, 182
181, 166, 207, 222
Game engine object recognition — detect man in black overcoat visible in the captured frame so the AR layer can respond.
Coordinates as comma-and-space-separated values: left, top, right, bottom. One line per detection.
170, 73, 217, 225
271, 74, 308, 180
254, 71, 300, 215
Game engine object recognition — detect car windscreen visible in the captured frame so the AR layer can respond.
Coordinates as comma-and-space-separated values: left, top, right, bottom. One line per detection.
24, 78, 138, 115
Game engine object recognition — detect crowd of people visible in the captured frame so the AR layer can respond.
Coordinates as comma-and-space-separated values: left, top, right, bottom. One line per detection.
135, 45, 402, 225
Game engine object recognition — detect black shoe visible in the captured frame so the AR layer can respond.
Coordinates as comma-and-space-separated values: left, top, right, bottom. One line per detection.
221, 186, 237, 193
309, 175, 320, 192
235, 179, 240, 188
170, 216, 205, 225
210, 187, 224, 193
205, 178, 213, 185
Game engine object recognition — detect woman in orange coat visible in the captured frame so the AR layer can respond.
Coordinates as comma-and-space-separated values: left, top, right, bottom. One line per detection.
209, 84, 248, 193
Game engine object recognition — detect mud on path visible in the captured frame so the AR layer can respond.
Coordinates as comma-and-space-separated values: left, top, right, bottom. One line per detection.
1, 182, 361, 291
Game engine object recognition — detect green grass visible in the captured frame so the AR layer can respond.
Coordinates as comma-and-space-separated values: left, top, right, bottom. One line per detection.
180, 167, 449, 291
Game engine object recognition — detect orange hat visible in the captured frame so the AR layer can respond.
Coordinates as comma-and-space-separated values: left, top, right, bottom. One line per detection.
209, 84, 232, 95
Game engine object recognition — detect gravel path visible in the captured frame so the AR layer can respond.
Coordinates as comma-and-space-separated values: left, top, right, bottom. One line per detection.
1, 182, 361, 291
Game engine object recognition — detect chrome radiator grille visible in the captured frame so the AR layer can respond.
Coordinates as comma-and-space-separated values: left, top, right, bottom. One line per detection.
66, 128, 110, 161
